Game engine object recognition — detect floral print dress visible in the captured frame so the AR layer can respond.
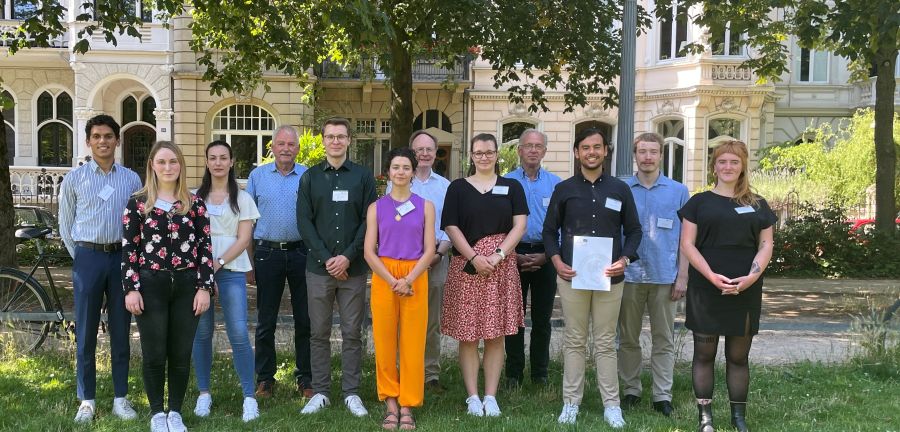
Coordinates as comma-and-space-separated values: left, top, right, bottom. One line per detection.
121, 195, 215, 292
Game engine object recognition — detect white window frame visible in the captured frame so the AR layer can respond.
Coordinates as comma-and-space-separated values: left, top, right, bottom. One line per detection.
797, 47, 830, 83
710, 23, 746, 57
210, 104, 276, 178
658, 0, 689, 62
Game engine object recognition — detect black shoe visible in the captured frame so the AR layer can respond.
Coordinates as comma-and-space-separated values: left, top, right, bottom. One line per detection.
531, 376, 549, 387
504, 376, 522, 390
653, 400, 674, 417
731, 402, 749, 432
621, 394, 642, 409
424, 379, 446, 393
698, 403, 714, 432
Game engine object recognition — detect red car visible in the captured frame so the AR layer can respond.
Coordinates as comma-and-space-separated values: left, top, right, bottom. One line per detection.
848, 215, 900, 234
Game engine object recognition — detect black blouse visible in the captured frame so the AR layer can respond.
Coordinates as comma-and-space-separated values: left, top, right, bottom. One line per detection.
121, 195, 215, 292
441, 176, 529, 250
677, 191, 777, 251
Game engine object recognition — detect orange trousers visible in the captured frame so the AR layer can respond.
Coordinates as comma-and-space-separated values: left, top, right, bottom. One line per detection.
370, 257, 428, 407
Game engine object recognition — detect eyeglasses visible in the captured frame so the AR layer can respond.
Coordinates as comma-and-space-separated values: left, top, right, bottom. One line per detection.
472, 151, 497, 159
323, 134, 349, 142
414, 147, 435, 155
519, 143, 545, 151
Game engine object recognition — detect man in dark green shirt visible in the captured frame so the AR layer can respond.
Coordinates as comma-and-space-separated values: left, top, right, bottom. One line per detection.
297, 117, 376, 417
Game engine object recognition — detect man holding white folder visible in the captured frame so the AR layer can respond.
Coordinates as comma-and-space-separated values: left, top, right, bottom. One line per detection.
543, 128, 642, 428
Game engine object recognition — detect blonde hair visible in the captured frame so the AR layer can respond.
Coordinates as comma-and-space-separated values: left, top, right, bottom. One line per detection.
709, 140, 758, 207
137, 141, 192, 216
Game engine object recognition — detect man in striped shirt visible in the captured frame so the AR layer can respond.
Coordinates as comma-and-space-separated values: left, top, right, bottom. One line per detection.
59, 114, 142, 423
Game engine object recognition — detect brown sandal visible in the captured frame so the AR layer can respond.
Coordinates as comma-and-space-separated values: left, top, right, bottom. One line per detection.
382, 411, 399, 430
399, 411, 416, 430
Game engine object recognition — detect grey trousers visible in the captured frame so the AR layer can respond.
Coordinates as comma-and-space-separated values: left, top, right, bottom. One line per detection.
307, 272, 368, 397
617, 282, 676, 402
424, 256, 449, 382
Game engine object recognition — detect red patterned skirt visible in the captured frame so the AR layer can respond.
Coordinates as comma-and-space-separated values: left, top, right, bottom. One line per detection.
440, 234, 524, 342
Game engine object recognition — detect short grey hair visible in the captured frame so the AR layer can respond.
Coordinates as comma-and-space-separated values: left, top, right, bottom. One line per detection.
272, 125, 300, 143
519, 128, 547, 145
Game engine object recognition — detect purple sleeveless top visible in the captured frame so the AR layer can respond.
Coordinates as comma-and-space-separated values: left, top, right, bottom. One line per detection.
376, 193, 426, 260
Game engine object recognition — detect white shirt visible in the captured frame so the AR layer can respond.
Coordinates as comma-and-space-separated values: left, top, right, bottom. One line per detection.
205, 190, 260, 272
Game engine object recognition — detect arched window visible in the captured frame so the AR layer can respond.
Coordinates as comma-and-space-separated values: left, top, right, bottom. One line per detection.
706, 117, 743, 183
657, 119, 685, 182
211, 104, 275, 179
36, 90, 74, 167
141, 97, 156, 125
122, 95, 138, 124
412, 109, 452, 133
2, 90, 15, 165
121, 94, 157, 126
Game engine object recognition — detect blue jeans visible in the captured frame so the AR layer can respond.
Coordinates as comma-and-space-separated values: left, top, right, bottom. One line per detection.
72, 246, 131, 400
192, 270, 256, 397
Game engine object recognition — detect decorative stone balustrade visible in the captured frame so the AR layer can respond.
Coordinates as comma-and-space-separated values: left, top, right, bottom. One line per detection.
9, 166, 71, 198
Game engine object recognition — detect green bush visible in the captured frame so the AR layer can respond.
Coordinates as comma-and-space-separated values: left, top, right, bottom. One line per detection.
259, 129, 325, 167
15, 241, 72, 267
770, 203, 900, 278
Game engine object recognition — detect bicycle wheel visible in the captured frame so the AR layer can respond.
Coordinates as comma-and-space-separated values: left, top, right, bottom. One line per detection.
0, 268, 52, 352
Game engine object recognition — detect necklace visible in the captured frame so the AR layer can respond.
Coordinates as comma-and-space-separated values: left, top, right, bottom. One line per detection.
389, 195, 411, 222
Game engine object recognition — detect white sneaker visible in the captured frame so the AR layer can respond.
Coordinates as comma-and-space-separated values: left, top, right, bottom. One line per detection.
242, 397, 259, 422
300, 393, 330, 414
150, 412, 168, 432
465, 395, 484, 417
194, 393, 212, 417
344, 395, 369, 417
558, 403, 579, 424
167, 411, 188, 432
112, 397, 138, 420
604, 405, 626, 429
482, 395, 501, 417
74, 401, 94, 423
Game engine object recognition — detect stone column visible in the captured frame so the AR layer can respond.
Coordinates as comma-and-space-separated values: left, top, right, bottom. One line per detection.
154, 108, 174, 141
73, 107, 97, 166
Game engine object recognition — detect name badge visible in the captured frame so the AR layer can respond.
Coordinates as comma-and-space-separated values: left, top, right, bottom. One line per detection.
605, 198, 622, 212
332, 190, 349, 202
98, 185, 115, 201
657, 218, 674, 229
206, 204, 225, 216
396, 200, 416, 216
491, 185, 509, 195
154, 199, 173, 213
735, 206, 756, 214
543, 197, 551, 207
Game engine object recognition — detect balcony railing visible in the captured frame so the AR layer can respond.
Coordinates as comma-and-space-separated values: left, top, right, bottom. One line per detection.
316, 57, 471, 82
0, 20, 69, 48
9, 166, 71, 199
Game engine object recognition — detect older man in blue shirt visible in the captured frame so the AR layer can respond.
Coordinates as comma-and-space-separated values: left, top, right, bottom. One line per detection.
504, 129, 561, 388
245, 125, 311, 399
59, 114, 142, 423
618, 132, 689, 417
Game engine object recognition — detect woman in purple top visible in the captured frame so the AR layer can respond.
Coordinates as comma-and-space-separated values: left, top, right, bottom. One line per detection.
364, 147, 435, 430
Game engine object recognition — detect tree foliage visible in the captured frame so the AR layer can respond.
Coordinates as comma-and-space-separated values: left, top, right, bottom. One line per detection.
661, 0, 898, 234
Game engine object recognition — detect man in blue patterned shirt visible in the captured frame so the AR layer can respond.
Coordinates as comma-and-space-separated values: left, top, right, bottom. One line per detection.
59, 114, 142, 423
245, 125, 311, 399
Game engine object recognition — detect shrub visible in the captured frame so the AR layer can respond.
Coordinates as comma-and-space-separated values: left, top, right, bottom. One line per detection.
259, 129, 325, 167
15, 241, 72, 267
770, 203, 900, 278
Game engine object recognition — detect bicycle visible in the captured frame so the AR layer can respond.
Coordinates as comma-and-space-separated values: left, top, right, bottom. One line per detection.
0, 226, 71, 351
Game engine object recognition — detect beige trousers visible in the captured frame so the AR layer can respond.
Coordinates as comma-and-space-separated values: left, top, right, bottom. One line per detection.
617, 282, 676, 402
559, 277, 624, 407
424, 255, 449, 382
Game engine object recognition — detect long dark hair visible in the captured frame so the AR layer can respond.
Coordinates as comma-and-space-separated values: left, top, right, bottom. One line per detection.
197, 140, 240, 214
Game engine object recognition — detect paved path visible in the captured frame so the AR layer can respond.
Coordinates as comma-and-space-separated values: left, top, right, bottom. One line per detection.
27, 269, 900, 364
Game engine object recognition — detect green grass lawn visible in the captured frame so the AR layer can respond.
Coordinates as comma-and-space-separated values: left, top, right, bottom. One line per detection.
0, 349, 897, 432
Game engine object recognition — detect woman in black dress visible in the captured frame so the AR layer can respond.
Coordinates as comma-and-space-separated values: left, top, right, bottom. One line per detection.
678, 140, 776, 432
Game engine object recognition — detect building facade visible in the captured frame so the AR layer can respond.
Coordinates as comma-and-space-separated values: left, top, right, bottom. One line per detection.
4, 0, 899, 196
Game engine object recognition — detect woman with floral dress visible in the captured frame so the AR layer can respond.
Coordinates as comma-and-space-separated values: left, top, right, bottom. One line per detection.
122, 141, 214, 432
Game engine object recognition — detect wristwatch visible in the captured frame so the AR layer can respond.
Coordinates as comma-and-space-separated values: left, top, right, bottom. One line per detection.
622, 256, 631, 266
494, 248, 506, 260
217, 257, 226, 266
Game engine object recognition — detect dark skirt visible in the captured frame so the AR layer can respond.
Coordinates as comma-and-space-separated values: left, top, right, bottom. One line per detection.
685, 246, 762, 336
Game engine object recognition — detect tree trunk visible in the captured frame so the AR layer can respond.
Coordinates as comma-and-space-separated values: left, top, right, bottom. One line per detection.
0, 109, 16, 267
873, 50, 898, 235
387, 36, 414, 155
